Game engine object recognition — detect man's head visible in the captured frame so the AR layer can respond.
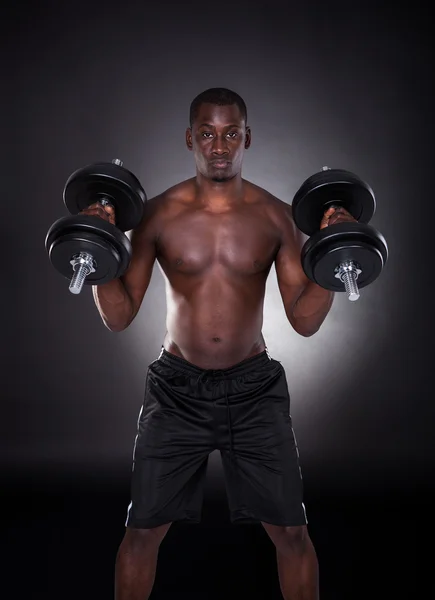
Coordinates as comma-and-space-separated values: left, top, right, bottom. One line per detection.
186, 87, 251, 182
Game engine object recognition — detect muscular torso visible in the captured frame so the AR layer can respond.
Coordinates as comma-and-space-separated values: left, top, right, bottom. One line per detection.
150, 179, 286, 369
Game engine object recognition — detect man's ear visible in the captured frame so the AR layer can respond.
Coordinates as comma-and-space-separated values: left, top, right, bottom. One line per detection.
186, 127, 193, 151
245, 126, 252, 149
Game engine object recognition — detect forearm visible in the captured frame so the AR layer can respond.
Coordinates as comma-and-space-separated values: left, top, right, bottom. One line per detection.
92, 279, 134, 332
290, 282, 335, 336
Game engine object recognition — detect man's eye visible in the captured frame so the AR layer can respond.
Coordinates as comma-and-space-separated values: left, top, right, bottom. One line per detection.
227, 132, 238, 138
202, 132, 213, 138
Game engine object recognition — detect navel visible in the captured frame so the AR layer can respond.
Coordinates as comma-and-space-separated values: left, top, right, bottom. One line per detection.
212, 337, 222, 343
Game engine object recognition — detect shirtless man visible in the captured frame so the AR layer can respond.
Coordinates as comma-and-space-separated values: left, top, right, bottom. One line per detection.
87, 88, 356, 599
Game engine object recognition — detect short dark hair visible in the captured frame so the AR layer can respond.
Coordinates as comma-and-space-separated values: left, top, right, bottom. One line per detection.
189, 87, 248, 127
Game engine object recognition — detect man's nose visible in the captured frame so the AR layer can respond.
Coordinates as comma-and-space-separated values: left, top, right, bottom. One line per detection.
212, 135, 229, 155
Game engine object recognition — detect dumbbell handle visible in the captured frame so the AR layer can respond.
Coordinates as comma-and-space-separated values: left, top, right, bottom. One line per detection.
327, 202, 362, 301
68, 191, 115, 294
335, 261, 361, 301
69, 252, 96, 294
70, 191, 117, 294
322, 168, 360, 300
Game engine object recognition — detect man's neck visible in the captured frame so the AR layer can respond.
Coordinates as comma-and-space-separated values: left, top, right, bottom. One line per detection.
194, 172, 244, 211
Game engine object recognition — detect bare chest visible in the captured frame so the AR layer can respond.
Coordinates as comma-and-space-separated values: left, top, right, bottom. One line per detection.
157, 209, 280, 276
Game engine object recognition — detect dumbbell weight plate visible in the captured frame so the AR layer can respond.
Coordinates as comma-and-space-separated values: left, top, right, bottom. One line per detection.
45, 215, 132, 284
301, 222, 388, 291
63, 162, 146, 232
292, 169, 376, 237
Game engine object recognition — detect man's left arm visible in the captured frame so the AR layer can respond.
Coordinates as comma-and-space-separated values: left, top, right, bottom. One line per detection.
274, 203, 355, 337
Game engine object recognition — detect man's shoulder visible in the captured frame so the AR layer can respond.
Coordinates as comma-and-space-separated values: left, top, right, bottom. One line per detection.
146, 179, 195, 212
141, 178, 195, 222
244, 180, 293, 221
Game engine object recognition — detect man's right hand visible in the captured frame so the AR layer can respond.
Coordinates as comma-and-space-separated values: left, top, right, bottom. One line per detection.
81, 202, 116, 226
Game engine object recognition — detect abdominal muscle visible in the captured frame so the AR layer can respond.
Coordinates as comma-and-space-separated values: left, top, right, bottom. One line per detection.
162, 275, 267, 369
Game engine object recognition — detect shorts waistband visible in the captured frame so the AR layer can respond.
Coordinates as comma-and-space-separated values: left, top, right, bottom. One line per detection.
157, 348, 273, 379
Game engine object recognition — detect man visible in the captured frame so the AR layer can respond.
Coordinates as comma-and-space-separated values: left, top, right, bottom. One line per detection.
86, 88, 356, 599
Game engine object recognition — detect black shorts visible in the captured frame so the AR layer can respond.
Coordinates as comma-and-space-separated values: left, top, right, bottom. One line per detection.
125, 348, 307, 529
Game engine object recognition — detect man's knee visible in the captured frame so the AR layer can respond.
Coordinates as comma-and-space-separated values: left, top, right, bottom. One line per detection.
262, 523, 310, 556
122, 523, 172, 553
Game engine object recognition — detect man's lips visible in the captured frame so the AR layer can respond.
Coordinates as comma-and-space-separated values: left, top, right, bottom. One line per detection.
210, 160, 231, 168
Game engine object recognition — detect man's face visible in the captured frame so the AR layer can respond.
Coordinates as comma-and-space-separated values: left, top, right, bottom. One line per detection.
186, 103, 251, 182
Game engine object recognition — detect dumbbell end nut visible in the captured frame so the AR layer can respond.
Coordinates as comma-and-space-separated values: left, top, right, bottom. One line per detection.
69, 253, 96, 294
335, 261, 361, 302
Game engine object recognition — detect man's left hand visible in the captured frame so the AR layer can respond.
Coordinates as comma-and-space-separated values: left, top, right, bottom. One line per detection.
320, 206, 357, 230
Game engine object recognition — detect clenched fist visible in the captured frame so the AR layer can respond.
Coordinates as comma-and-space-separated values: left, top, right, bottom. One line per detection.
80, 202, 116, 226
320, 206, 357, 230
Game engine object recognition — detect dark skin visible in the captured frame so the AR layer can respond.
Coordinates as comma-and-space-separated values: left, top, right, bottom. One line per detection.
84, 103, 356, 599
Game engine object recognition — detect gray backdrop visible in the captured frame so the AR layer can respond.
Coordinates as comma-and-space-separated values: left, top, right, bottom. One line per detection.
3, 2, 433, 598
5, 1, 432, 490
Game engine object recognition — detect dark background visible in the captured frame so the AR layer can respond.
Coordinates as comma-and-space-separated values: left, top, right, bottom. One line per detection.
3, 1, 433, 598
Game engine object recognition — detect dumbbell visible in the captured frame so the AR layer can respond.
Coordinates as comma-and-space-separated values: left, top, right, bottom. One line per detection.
45, 159, 147, 294
292, 167, 388, 301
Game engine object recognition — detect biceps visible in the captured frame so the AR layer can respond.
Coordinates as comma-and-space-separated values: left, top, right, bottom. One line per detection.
275, 250, 309, 309
122, 237, 157, 310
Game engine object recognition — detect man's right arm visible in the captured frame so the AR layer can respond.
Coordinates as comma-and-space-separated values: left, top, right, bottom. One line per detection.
92, 197, 160, 332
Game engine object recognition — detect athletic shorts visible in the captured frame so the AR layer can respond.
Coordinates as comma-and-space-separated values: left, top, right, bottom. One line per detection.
125, 348, 307, 529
